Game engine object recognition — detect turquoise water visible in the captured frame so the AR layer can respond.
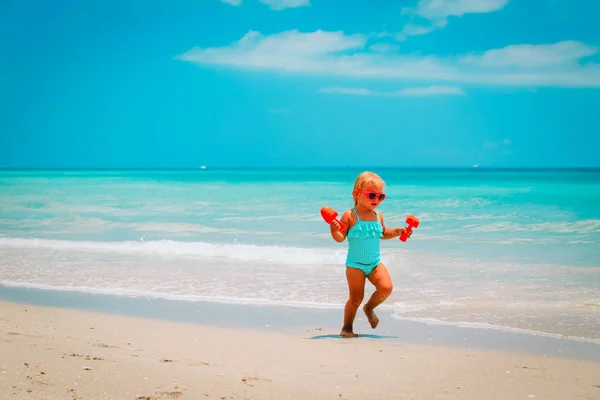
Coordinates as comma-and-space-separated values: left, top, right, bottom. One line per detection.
1, 169, 599, 342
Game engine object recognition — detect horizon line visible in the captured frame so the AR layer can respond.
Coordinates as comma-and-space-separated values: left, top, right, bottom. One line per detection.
1, 167, 600, 171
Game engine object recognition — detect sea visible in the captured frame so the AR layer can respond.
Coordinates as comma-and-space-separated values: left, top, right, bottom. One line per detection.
0, 168, 599, 343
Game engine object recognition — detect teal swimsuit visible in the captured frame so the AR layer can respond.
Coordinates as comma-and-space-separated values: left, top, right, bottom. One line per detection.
345, 208, 384, 276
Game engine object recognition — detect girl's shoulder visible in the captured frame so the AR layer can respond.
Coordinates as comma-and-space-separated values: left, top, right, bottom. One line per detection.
340, 208, 357, 221
339, 208, 358, 230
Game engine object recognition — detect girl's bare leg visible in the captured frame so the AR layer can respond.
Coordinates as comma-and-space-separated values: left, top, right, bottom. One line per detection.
363, 263, 393, 329
341, 267, 366, 338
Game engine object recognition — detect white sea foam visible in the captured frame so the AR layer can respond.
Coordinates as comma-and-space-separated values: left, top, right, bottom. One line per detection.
462, 220, 600, 234
0, 237, 345, 266
415, 197, 494, 208
409, 212, 520, 222
391, 302, 427, 314
0, 218, 280, 236
215, 213, 319, 222
1, 200, 216, 217
390, 315, 600, 345
0, 280, 346, 309
0, 216, 110, 229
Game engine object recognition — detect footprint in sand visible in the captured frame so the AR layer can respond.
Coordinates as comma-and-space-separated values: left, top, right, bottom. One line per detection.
160, 391, 183, 399
135, 391, 183, 400
188, 361, 211, 367
63, 353, 105, 361
67, 388, 82, 400
92, 342, 119, 349
241, 375, 273, 387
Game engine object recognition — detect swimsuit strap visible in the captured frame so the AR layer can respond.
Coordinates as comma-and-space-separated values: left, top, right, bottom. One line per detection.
352, 208, 380, 222
374, 210, 383, 228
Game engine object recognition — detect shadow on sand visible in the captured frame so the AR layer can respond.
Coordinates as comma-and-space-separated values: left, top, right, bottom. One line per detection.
307, 333, 399, 340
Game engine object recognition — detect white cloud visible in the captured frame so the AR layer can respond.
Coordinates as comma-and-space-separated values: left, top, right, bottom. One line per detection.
410, 0, 510, 21
396, 20, 447, 40
396, 86, 466, 96
320, 87, 373, 96
320, 86, 465, 97
220, 0, 310, 9
259, 0, 310, 10
176, 30, 600, 87
398, 23, 438, 38
461, 41, 597, 68
400, 0, 510, 38
206, 29, 365, 58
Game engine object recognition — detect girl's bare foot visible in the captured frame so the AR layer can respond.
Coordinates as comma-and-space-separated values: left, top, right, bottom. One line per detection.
340, 327, 359, 338
363, 304, 380, 329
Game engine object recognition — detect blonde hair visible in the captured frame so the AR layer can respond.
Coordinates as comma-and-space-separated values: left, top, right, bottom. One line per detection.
352, 171, 385, 205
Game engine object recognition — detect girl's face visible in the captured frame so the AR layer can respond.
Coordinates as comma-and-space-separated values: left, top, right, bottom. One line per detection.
354, 182, 386, 211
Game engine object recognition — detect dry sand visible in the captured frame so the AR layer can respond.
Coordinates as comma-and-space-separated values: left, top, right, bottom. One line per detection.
1, 301, 599, 400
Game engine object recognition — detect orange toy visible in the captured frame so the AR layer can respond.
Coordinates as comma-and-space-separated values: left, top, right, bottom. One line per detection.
400, 215, 419, 242
320, 206, 346, 231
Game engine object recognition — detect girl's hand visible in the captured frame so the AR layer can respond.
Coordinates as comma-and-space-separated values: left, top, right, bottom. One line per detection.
330, 220, 341, 232
395, 227, 411, 238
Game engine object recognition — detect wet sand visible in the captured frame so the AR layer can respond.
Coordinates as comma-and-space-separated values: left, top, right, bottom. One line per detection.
1, 301, 600, 399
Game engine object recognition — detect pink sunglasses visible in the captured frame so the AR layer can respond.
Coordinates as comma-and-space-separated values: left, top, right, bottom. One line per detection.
358, 190, 386, 201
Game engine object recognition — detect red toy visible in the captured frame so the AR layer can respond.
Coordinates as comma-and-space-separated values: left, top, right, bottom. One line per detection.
320, 206, 346, 231
400, 215, 419, 242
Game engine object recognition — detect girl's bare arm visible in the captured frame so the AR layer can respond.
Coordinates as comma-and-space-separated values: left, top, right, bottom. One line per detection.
330, 209, 353, 243
379, 212, 406, 240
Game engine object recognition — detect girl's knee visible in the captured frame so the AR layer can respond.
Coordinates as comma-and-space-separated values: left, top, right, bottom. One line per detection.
379, 283, 393, 298
348, 294, 364, 307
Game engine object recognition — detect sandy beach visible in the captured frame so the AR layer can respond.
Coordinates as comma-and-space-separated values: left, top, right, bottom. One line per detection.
1, 301, 599, 400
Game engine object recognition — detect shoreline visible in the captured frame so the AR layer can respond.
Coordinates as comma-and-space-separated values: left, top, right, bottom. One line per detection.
2, 282, 599, 348
2, 299, 600, 399
2, 285, 600, 363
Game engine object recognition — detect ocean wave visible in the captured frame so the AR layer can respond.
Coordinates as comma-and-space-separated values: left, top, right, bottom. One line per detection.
0, 218, 280, 236
462, 219, 600, 234
0, 200, 216, 216
0, 216, 110, 228
384, 212, 520, 223
390, 315, 600, 344
215, 213, 319, 222
0, 280, 346, 309
414, 197, 493, 208
0, 237, 345, 266
396, 185, 534, 196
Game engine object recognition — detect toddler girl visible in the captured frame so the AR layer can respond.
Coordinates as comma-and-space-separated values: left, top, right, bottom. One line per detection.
329, 171, 411, 338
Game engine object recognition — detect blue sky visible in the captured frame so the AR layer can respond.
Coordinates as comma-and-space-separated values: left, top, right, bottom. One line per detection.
1, 0, 599, 168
